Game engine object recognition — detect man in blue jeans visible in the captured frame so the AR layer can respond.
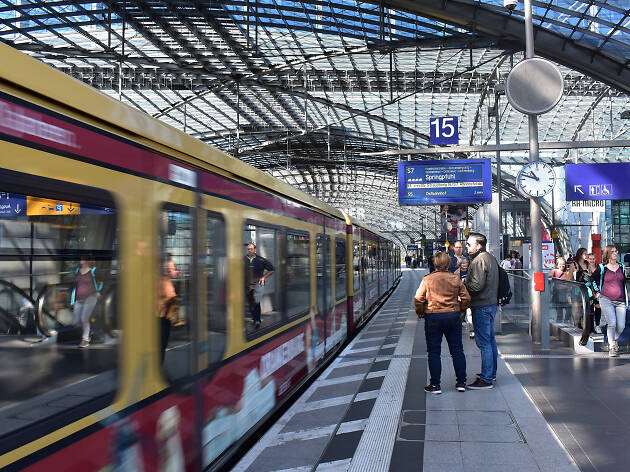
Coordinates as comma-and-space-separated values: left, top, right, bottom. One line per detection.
464, 232, 499, 389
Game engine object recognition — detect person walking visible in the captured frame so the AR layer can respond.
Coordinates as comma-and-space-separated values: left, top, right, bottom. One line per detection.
587, 253, 603, 334
568, 248, 597, 341
591, 245, 628, 357
464, 232, 499, 389
72, 255, 102, 348
414, 252, 470, 394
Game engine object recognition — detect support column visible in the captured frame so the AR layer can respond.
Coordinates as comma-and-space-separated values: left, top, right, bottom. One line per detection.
525, 0, 544, 346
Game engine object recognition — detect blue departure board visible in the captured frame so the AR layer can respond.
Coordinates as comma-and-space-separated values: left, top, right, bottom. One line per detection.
398, 159, 492, 205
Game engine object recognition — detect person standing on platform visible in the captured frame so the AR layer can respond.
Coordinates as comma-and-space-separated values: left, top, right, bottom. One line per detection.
245, 243, 275, 329
591, 245, 628, 357
448, 241, 467, 273
500, 254, 513, 272
414, 252, 470, 394
464, 232, 499, 390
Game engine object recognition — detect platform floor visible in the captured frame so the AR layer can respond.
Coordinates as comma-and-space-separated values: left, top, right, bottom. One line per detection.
231, 269, 579, 472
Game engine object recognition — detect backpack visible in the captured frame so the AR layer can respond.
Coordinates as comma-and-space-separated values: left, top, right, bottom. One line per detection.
497, 263, 512, 306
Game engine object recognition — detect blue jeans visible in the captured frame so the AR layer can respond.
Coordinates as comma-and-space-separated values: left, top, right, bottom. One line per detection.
424, 312, 467, 386
472, 305, 498, 383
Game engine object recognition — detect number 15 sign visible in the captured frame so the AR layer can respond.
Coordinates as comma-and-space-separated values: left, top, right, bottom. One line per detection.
429, 116, 459, 146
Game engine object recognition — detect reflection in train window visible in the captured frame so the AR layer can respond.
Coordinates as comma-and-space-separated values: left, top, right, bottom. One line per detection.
335, 238, 346, 300
244, 223, 280, 334
316, 234, 331, 316
159, 206, 192, 382
0, 187, 118, 439
286, 232, 310, 318
207, 213, 226, 366
353, 240, 360, 292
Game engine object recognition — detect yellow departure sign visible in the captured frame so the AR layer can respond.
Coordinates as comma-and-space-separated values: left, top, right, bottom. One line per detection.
27, 196, 79, 215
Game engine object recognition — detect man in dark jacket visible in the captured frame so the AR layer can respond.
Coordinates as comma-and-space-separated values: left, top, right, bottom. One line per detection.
464, 232, 499, 389
245, 243, 275, 329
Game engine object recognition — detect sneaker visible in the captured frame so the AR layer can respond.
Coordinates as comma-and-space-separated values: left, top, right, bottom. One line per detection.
468, 378, 494, 389
476, 373, 497, 382
424, 384, 442, 394
79, 339, 89, 348
455, 383, 466, 392
594, 326, 602, 334
254, 321, 261, 329
609, 344, 619, 357
469, 331, 475, 339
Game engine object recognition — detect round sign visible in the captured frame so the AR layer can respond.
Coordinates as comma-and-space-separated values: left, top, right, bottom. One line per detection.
506, 58, 564, 115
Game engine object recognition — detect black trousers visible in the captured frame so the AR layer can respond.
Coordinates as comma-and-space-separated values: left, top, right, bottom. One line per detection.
579, 305, 601, 345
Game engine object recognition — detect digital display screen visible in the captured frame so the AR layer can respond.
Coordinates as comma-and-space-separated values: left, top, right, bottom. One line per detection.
398, 159, 492, 205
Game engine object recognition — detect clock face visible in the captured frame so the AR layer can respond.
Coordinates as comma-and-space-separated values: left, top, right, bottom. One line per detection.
517, 161, 555, 197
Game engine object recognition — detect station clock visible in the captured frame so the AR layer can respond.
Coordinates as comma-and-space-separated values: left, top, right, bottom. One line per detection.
516, 161, 555, 198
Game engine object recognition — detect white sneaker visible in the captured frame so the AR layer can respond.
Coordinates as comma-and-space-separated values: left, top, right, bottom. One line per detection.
595, 326, 602, 334
609, 343, 619, 357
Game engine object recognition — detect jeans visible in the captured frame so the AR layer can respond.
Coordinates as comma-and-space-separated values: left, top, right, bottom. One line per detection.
74, 294, 98, 342
424, 312, 467, 386
247, 285, 261, 323
472, 305, 498, 383
599, 295, 626, 347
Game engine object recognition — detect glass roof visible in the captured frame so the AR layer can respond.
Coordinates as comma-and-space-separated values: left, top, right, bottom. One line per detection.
0, 1, 628, 238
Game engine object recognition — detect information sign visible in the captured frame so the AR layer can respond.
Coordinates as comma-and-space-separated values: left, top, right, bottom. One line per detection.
565, 163, 630, 201
429, 117, 459, 145
406, 244, 418, 251
570, 200, 605, 213
27, 196, 79, 215
398, 159, 492, 205
0, 193, 26, 217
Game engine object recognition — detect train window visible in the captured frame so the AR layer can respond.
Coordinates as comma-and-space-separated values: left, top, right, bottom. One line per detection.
160, 206, 192, 382
286, 232, 310, 318
335, 238, 346, 300
244, 224, 280, 334
368, 243, 376, 283
0, 182, 118, 442
353, 240, 360, 292
316, 234, 331, 316
207, 213, 226, 366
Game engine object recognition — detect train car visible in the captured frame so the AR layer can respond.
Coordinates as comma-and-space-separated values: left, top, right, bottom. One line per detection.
0, 43, 400, 471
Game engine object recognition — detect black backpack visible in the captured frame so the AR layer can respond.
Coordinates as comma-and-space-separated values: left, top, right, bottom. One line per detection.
497, 263, 512, 306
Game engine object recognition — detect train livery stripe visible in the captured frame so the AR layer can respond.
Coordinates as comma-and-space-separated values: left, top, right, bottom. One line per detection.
0, 94, 329, 225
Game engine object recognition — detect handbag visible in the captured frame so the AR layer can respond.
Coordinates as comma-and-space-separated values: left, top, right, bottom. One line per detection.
253, 283, 265, 304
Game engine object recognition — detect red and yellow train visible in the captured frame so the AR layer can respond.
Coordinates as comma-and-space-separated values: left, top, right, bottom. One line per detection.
0, 43, 400, 471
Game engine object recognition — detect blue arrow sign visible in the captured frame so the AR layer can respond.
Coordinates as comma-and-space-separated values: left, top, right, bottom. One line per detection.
0, 193, 27, 217
565, 163, 630, 201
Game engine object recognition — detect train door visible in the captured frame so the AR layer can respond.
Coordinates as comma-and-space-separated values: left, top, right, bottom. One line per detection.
316, 233, 331, 352
158, 200, 203, 469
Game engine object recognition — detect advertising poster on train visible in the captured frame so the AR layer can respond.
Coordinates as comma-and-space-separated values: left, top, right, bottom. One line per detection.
522, 242, 555, 270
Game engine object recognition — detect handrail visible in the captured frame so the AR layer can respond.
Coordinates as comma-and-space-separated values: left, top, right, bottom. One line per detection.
548, 277, 590, 328
0, 279, 37, 333
36, 283, 72, 337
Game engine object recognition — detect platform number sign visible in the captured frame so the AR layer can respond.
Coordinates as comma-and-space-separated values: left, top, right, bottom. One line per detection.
429, 116, 459, 146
